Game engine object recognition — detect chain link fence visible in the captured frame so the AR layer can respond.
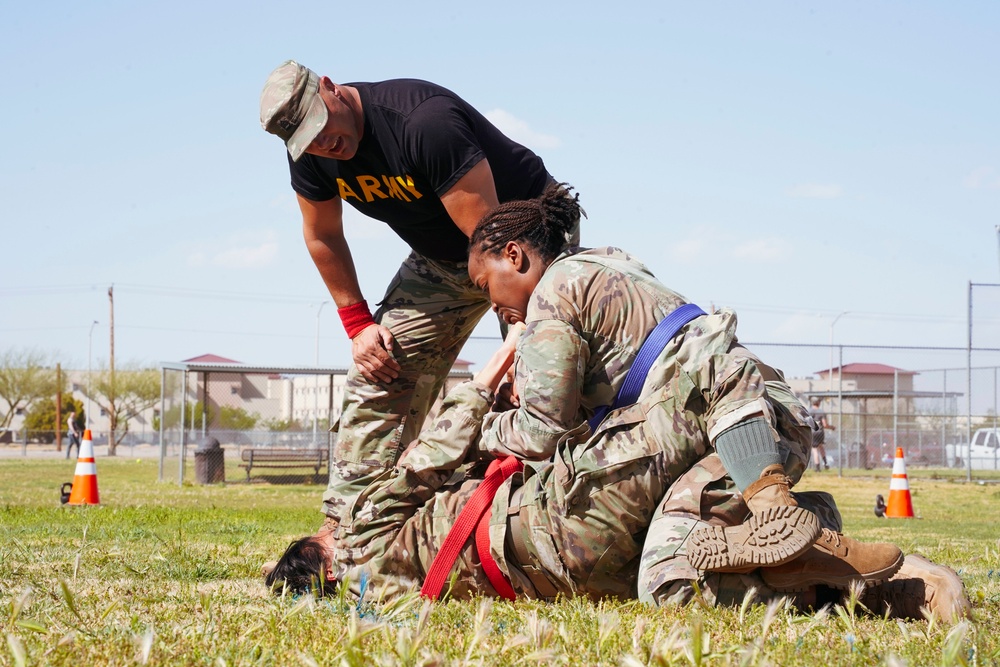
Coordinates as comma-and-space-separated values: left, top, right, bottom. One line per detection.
750, 338, 1000, 480
0, 428, 159, 458
7, 319, 997, 484
157, 361, 473, 485
158, 363, 342, 485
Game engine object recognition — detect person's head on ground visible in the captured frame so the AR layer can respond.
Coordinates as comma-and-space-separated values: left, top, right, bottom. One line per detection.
468, 182, 584, 325
260, 60, 364, 162
265, 534, 335, 596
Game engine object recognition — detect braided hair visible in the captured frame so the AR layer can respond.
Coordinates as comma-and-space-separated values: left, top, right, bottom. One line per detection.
469, 182, 585, 264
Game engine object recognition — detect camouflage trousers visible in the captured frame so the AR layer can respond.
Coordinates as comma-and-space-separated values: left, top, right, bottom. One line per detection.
322, 252, 492, 526
485, 376, 824, 602
333, 379, 732, 602
330, 382, 512, 601
331, 373, 825, 604
324, 220, 581, 531
638, 453, 843, 608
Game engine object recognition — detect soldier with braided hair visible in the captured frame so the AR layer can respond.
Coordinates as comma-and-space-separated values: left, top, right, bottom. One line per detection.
467, 182, 904, 598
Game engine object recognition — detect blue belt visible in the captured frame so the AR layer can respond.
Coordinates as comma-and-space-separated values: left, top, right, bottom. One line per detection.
587, 303, 707, 432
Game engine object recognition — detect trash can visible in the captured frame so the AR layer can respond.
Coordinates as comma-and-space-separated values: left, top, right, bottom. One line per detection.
194, 437, 225, 484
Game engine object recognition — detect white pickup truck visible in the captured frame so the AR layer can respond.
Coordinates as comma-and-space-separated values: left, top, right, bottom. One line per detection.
946, 427, 1000, 470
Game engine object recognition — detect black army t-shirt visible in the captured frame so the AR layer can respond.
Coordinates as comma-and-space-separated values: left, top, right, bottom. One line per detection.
288, 79, 552, 262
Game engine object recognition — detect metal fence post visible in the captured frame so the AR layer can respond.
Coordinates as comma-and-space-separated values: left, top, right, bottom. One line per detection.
179, 370, 188, 485
967, 281, 973, 482
837, 344, 844, 477
893, 369, 899, 458
159, 366, 166, 482
941, 369, 947, 467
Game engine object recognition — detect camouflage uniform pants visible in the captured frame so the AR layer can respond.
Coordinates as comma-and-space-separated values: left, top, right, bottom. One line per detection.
330, 382, 516, 601
333, 379, 712, 602
637, 377, 839, 607
638, 453, 844, 608
486, 383, 717, 601
324, 221, 581, 531
322, 252, 492, 527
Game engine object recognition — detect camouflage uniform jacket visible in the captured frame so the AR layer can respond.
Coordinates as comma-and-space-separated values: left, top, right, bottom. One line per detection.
479, 247, 810, 463
331, 248, 814, 602
476, 248, 814, 599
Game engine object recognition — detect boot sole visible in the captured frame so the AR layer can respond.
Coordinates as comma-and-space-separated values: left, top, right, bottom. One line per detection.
687, 506, 822, 572
763, 550, 905, 593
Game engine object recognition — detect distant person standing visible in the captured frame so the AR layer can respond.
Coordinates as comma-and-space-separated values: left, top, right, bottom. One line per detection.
809, 398, 833, 471
66, 411, 81, 460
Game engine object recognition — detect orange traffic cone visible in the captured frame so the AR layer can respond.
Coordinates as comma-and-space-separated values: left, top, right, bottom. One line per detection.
67, 429, 100, 506
885, 446, 914, 518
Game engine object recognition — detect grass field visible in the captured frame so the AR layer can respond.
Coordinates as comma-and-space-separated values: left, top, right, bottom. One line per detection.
2, 459, 998, 666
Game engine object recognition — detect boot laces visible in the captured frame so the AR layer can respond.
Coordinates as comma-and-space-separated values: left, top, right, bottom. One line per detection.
820, 530, 843, 550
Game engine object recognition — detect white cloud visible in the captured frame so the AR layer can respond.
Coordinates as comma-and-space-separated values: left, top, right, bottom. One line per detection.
771, 312, 826, 339
963, 166, 1000, 190
666, 236, 709, 264
268, 193, 299, 211
730, 238, 793, 261
662, 226, 792, 265
212, 242, 279, 268
187, 231, 280, 269
787, 183, 843, 199
485, 109, 561, 150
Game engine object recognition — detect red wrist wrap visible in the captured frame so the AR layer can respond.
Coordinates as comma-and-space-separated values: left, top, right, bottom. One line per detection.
339, 301, 376, 339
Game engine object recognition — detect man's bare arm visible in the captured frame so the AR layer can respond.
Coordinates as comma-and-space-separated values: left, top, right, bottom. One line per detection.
298, 194, 400, 383
438, 158, 499, 237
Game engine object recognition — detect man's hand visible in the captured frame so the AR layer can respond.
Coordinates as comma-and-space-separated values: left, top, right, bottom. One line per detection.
351, 324, 401, 384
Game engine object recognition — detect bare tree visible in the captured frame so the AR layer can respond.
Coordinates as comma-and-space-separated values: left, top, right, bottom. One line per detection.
86, 363, 160, 455
0, 349, 61, 430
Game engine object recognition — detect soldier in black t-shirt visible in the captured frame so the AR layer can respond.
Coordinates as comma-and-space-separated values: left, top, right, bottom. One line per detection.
259, 60, 570, 532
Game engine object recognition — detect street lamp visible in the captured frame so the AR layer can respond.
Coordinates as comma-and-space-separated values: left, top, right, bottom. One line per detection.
88, 320, 99, 427
828, 311, 849, 393
314, 301, 329, 443
995, 224, 999, 280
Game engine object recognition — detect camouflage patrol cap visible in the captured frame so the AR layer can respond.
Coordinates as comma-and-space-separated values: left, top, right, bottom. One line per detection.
259, 60, 328, 161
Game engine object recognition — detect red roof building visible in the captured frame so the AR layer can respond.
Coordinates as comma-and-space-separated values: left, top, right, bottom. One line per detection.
815, 363, 916, 393
181, 353, 242, 364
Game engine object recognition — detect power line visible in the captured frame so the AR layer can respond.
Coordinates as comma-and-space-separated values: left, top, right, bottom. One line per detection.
0, 282, 325, 304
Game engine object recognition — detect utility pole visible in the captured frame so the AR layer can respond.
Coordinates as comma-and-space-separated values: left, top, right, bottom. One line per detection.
88, 320, 98, 427
109, 285, 115, 453
56, 363, 63, 452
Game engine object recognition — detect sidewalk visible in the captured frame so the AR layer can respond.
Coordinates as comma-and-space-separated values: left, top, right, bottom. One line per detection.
0, 443, 161, 460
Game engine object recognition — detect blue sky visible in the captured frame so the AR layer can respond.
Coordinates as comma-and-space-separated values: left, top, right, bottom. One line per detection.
2, 1, 999, 380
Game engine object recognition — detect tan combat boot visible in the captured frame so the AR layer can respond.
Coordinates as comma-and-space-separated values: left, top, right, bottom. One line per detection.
760, 528, 904, 592
858, 554, 972, 622
687, 464, 821, 572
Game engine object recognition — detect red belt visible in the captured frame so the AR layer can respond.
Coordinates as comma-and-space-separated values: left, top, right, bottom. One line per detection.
421, 456, 523, 600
